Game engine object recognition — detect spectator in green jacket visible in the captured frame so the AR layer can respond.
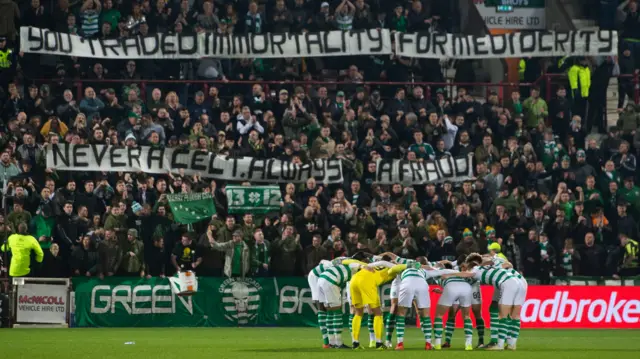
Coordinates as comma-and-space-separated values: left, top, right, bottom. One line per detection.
7, 199, 31, 233
119, 229, 145, 277
103, 203, 128, 242
216, 216, 239, 243
523, 87, 548, 128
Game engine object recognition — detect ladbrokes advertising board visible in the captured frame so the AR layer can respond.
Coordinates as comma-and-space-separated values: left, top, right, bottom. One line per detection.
73, 277, 640, 328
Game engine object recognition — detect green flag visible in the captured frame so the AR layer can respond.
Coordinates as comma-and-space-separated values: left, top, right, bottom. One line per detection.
166, 192, 216, 224
225, 185, 282, 214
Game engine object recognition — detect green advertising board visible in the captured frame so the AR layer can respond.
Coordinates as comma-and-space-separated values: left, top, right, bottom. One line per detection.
73, 277, 386, 327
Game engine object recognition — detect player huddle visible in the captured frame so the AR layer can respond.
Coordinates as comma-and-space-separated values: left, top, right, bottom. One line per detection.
307, 251, 527, 351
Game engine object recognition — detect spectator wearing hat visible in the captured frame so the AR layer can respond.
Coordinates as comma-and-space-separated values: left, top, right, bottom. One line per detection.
572, 149, 597, 187
98, 229, 122, 279
314, 2, 334, 31
209, 230, 251, 278
117, 112, 141, 140
118, 228, 145, 277
455, 228, 479, 257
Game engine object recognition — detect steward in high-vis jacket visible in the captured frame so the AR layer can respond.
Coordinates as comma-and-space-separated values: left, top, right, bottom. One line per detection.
568, 57, 591, 118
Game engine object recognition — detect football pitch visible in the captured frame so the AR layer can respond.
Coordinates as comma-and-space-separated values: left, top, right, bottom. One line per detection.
2, 328, 639, 359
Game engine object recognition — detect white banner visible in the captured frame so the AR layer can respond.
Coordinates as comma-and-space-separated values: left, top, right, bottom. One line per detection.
20, 27, 617, 59
375, 154, 474, 185
16, 283, 68, 324
20, 27, 391, 59
395, 30, 618, 59
46, 144, 343, 184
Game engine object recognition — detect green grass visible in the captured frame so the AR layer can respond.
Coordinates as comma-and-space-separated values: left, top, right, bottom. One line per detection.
1, 328, 639, 359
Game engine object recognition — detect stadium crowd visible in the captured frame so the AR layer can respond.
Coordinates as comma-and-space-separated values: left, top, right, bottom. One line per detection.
0, 0, 639, 285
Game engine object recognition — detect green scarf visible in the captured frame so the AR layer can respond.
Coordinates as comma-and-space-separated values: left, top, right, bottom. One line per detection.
562, 250, 573, 275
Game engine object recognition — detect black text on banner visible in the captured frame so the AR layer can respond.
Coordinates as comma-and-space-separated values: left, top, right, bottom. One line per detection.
395, 30, 618, 59
20, 27, 392, 59
46, 144, 343, 184
375, 154, 474, 185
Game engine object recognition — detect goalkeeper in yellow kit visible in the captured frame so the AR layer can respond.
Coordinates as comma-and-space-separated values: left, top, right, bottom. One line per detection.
349, 257, 402, 350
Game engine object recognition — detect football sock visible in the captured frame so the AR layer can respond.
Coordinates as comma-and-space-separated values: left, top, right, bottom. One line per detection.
445, 316, 455, 344
464, 318, 473, 346
476, 317, 485, 343
489, 303, 499, 343
434, 317, 443, 346
327, 311, 336, 345
318, 311, 329, 346
511, 318, 521, 345
333, 311, 344, 346
395, 315, 406, 343
351, 314, 362, 343
349, 313, 354, 334
420, 316, 432, 343
368, 314, 376, 342
385, 313, 396, 342
373, 315, 384, 343
497, 317, 509, 347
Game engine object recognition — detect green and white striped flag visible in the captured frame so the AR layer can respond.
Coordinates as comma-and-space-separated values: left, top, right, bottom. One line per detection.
166, 192, 216, 224
225, 185, 282, 215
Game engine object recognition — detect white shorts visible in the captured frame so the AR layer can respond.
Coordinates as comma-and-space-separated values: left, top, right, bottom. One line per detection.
471, 281, 482, 305
499, 278, 526, 306
398, 277, 431, 309
346, 282, 352, 305
439, 282, 473, 308
390, 276, 401, 300
317, 278, 342, 307
308, 272, 320, 301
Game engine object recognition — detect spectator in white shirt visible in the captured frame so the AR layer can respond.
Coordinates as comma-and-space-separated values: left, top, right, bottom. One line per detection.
237, 106, 264, 135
